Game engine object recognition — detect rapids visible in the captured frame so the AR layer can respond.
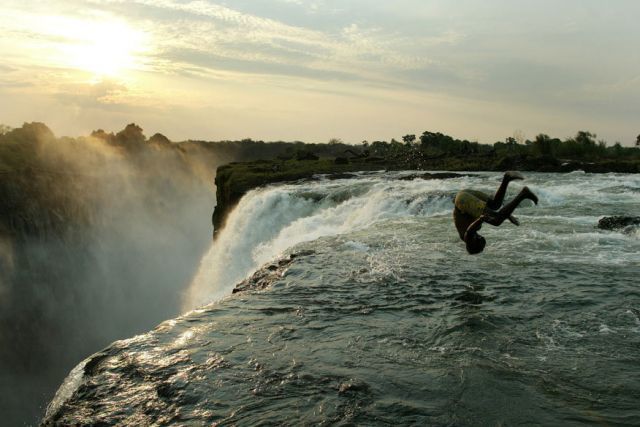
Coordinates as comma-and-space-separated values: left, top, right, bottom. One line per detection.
45, 172, 640, 425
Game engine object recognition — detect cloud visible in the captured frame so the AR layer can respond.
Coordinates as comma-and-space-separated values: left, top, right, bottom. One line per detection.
87, 0, 452, 84
55, 80, 128, 106
1, 0, 639, 144
163, 48, 360, 82
3, 0, 460, 90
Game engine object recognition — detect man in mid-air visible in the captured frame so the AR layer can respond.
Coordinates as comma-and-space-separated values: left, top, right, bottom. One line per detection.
453, 171, 538, 254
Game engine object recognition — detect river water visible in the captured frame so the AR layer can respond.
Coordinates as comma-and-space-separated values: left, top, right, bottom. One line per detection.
45, 172, 640, 425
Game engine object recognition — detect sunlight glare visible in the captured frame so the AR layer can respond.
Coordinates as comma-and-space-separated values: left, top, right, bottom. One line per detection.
44, 16, 148, 78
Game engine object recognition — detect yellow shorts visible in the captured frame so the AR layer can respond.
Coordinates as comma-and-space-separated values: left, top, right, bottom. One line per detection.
454, 190, 489, 219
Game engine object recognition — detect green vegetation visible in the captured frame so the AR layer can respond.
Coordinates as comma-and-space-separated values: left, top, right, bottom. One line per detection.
366, 130, 640, 167
1, 121, 639, 237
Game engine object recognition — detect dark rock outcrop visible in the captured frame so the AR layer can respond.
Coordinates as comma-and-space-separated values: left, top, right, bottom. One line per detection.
597, 216, 640, 231
232, 250, 315, 294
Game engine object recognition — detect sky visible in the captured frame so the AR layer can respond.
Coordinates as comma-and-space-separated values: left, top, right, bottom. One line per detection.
1, 0, 639, 144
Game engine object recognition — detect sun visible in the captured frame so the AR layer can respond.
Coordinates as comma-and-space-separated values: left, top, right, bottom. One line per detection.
45, 16, 148, 78
69, 22, 146, 77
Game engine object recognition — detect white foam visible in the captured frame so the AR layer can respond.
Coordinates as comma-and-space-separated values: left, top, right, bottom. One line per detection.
342, 241, 371, 252
183, 172, 640, 309
599, 324, 615, 334
183, 177, 457, 309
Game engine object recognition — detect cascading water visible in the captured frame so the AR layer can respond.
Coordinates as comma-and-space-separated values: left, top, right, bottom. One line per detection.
184, 173, 457, 309
45, 172, 640, 426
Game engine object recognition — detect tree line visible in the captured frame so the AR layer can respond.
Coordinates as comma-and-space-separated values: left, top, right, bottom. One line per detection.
2, 123, 639, 166
363, 130, 640, 161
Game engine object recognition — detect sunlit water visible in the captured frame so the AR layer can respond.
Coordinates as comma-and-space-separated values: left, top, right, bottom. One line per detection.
45, 172, 640, 425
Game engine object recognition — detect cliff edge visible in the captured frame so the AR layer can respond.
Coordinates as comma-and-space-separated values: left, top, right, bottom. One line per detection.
211, 158, 387, 237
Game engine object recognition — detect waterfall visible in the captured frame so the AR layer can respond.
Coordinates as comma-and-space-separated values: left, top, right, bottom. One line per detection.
183, 174, 457, 309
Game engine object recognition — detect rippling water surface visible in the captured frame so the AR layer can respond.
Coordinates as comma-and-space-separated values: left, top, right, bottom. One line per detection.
46, 172, 640, 425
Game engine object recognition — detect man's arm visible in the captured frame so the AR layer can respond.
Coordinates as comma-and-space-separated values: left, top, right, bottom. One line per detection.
463, 216, 485, 242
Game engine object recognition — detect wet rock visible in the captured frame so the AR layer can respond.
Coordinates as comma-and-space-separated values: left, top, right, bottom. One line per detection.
289, 249, 315, 259
83, 352, 112, 377
597, 216, 640, 231
232, 250, 316, 294
337, 379, 370, 394
156, 383, 174, 399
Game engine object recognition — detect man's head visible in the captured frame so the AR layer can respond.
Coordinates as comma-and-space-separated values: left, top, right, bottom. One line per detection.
466, 234, 486, 255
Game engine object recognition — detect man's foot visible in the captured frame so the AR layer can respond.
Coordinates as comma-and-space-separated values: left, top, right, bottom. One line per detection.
508, 215, 520, 226
505, 171, 524, 181
522, 186, 538, 205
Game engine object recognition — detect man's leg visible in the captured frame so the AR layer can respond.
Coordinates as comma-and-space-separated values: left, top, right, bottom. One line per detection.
487, 171, 524, 209
483, 186, 538, 226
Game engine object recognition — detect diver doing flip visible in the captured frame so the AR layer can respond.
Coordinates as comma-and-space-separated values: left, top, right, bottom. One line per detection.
453, 171, 538, 254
